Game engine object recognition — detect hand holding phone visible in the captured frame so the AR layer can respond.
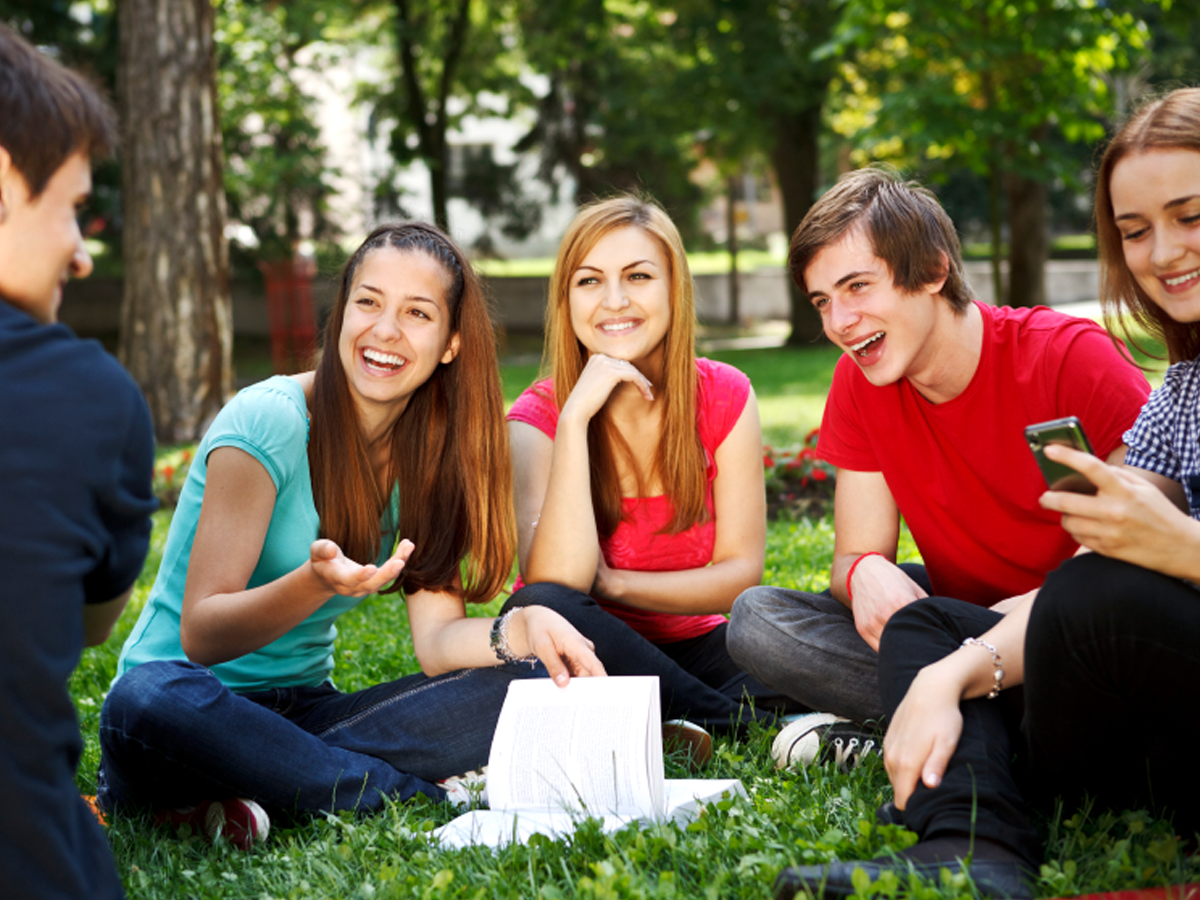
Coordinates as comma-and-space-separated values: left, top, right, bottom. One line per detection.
1024, 416, 1097, 495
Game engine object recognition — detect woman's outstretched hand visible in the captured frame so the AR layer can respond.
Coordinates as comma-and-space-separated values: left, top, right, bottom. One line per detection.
508, 605, 608, 686
883, 658, 970, 810
560, 353, 655, 425
1038, 444, 1196, 575
309, 538, 415, 598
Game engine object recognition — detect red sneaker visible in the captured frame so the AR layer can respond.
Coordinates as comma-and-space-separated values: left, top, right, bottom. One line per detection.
154, 798, 270, 850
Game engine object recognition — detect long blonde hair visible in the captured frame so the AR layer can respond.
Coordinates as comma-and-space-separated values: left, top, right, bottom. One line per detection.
542, 195, 706, 536
309, 222, 515, 604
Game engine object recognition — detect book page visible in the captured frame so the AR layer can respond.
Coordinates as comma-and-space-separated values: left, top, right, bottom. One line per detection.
487, 676, 664, 818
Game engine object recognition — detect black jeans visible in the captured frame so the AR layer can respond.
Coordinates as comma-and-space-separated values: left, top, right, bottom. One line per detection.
878, 554, 1200, 870
503, 582, 803, 732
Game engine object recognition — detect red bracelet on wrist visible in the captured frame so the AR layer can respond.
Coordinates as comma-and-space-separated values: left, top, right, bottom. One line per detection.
846, 551, 886, 603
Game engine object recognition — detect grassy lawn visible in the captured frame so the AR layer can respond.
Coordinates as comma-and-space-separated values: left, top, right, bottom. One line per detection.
72, 343, 1193, 899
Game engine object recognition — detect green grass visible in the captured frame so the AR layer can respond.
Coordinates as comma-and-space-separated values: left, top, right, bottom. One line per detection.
73, 343, 1195, 898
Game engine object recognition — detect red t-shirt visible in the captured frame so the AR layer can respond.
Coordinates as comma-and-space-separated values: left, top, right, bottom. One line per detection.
819, 301, 1150, 606
508, 357, 748, 643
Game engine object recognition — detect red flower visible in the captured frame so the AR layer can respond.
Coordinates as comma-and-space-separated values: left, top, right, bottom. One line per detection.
812, 468, 828, 481
763, 453, 774, 468
162, 466, 174, 482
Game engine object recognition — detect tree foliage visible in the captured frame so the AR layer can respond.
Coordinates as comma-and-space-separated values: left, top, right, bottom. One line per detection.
215, 0, 341, 262
832, 0, 1149, 307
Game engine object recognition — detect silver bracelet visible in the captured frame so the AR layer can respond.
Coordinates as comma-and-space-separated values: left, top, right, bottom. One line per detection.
961, 637, 1004, 699
490, 609, 538, 666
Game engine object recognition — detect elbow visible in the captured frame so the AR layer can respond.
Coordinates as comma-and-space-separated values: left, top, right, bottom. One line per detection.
179, 624, 221, 668
413, 647, 455, 678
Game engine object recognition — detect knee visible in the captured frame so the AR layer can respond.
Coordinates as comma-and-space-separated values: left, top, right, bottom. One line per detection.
101, 659, 215, 736
726, 589, 772, 660
503, 581, 596, 616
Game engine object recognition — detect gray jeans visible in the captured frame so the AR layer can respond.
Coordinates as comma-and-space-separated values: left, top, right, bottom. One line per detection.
725, 564, 931, 726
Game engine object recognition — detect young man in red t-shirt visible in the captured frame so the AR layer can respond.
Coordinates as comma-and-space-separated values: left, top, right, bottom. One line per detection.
726, 168, 1149, 749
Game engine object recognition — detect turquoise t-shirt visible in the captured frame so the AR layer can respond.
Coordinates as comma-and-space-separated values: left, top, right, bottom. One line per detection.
116, 376, 397, 692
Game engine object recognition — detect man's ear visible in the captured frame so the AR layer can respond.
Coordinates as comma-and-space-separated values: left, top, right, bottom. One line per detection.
441, 332, 461, 365
924, 252, 950, 296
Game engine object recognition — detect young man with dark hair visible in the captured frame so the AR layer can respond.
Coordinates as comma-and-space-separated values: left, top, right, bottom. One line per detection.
726, 167, 1150, 754
0, 23, 156, 900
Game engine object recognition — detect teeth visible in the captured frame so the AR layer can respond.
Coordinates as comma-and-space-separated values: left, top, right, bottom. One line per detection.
849, 331, 885, 353
363, 349, 405, 367
601, 320, 637, 333
1165, 268, 1200, 286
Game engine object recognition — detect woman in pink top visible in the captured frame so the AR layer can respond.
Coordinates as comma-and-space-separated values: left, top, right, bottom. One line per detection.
505, 196, 798, 733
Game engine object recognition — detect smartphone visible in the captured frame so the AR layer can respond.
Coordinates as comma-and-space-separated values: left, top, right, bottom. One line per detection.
1024, 416, 1097, 494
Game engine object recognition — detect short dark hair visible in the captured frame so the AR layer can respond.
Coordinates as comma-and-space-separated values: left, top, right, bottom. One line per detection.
0, 22, 117, 198
788, 167, 972, 313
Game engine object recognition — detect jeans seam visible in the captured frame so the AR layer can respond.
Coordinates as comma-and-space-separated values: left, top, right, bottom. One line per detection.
313, 667, 475, 740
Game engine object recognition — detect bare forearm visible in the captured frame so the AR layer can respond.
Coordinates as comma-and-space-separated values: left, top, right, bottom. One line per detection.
524, 416, 602, 589
598, 557, 762, 614
414, 614, 499, 676
180, 562, 335, 666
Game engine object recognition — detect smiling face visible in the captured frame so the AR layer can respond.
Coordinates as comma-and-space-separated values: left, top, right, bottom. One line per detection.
568, 225, 671, 369
805, 226, 949, 389
1109, 147, 1200, 325
337, 246, 460, 428
0, 150, 93, 323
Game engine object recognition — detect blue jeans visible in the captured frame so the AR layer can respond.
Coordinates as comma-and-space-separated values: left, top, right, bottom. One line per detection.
98, 658, 544, 819
725, 563, 933, 725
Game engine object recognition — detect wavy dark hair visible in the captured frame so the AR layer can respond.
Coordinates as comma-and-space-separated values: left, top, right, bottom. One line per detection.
1097, 88, 1200, 364
309, 222, 514, 604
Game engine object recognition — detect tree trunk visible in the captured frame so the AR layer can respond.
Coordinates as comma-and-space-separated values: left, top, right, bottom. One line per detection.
771, 103, 825, 346
726, 173, 740, 327
1005, 171, 1047, 308
118, 0, 232, 443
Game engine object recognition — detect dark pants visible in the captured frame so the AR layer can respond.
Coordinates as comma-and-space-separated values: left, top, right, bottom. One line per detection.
503, 582, 803, 732
878, 554, 1200, 869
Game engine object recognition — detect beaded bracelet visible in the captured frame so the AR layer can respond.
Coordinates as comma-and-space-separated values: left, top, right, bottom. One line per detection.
845, 551, 886, 603
490, 609, 538, 666
961, 637, 1005, 699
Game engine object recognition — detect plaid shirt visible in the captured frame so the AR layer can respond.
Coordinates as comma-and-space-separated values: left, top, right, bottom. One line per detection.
1124, 356, 1200, 519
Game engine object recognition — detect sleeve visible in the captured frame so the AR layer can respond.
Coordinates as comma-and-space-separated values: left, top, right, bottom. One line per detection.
816, 355, 881, 471
1045, 324, 1150, 460
1123, 366, 1188, 479
506, 380, 560, 441
695, 359, 750, 450
83, 375, 157, 604
202, 383, 310, 492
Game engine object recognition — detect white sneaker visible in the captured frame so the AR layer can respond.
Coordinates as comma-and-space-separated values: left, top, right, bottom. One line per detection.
771, 712, 849, 769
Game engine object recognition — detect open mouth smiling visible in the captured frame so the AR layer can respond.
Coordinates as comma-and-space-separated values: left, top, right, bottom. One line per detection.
362, 348, 407, 372
848, 331, 884, 356
600, 319, 640, 333
1163, 267, 1200, 287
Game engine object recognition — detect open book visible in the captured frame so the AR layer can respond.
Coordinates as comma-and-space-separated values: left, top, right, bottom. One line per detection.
433, 676, 745, 849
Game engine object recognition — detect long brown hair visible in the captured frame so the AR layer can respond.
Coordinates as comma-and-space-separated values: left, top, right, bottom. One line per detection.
1097, 88, 1200, 364
309, 222, 514, 604
543, 195, 706, 537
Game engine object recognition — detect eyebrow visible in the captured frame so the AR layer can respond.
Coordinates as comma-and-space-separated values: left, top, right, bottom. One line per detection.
1115, 194, 1200, 221
575, 259, 658, 274
810, 268, 878, 296
356, 283, 440, 305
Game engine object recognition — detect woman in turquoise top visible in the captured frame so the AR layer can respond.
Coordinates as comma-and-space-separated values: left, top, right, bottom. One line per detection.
98, 223, 604, 846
